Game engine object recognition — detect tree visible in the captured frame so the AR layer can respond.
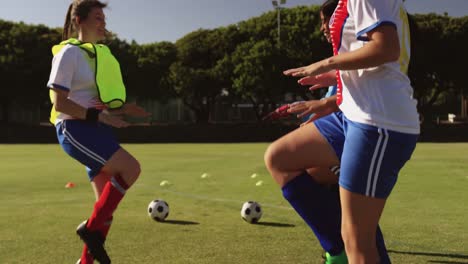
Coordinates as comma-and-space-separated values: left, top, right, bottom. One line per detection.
0, 20, 61, 123
231, 39, 289, 120
128, 41, 177, 102
410, 14, 468, 121
230, 6, 332, 120
171, 27, 239, 123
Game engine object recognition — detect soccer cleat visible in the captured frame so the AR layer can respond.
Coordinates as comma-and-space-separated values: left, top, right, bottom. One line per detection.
322, 251, 348, 264
76, 220, 111, 264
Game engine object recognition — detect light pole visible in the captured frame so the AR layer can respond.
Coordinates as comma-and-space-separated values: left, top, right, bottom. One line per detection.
271, 0, 286, 48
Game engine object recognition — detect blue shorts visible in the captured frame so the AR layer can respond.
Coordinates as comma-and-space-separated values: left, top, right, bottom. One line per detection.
56, 120, 120, 180
314, 112, 418, 198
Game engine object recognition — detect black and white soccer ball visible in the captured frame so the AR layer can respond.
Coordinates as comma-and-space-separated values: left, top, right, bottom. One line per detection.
241, 201, 262, 224
148, 199, 169, 222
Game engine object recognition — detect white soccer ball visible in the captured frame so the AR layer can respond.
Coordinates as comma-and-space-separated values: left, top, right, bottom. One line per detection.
241, 201, 263, 224
148, 199, 169, 222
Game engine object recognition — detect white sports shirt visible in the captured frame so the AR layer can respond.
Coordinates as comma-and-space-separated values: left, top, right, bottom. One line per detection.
47, 44, 104, 124
330, 0, 420, 134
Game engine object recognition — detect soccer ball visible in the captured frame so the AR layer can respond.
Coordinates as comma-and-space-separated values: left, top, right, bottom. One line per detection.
148, 199, 169, 222
241, 201, 262, 224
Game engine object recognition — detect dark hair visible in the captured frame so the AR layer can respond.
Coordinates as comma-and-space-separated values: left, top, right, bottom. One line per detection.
62, 0, 107, 40
320, 0, 339, 20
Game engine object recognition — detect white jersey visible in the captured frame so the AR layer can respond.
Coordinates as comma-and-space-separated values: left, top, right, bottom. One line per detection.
47, 44, 104, 124
330, 0, 420, 134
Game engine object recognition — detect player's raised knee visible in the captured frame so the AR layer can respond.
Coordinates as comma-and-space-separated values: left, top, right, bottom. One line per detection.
120, 156, 141, 186
129, 158, 141, 179
264, 142, 281, 172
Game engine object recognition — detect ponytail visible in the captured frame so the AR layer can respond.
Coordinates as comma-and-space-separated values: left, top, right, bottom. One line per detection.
62, 3, 73, 40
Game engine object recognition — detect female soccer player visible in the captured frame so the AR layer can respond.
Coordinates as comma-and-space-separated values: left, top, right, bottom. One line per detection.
265, 0, 419, 263
266, 2, 390, 263
47, 1, 150, 263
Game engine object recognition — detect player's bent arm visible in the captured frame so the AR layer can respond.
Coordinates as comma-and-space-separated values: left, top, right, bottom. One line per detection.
320, 24, 400, 71
51, 87, 88, 120
50, 87, 129, 127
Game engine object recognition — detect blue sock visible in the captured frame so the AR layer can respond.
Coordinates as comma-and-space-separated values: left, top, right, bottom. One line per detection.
376, 226, 391, 264
282, 172, 344, 255
282, 172, 391, 261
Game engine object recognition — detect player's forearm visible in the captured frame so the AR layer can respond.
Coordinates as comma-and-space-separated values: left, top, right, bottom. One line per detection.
53, 95, 88, 120
324, 44, 398, 71
321, 25, 400, 71
51, 88, 103, 121
322, 95, 339, 112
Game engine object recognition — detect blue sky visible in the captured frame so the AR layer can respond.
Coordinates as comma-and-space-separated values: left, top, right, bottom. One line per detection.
1, 0, 467, 44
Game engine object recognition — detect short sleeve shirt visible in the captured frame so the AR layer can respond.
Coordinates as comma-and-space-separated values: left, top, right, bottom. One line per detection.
47, 44, 103, 124
330, 0, 419, 134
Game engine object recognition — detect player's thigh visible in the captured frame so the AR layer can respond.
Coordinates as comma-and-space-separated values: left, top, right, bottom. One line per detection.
265, 122, 339, 172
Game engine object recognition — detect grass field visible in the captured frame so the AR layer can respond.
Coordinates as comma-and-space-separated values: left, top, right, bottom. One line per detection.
0, 143, 467, 264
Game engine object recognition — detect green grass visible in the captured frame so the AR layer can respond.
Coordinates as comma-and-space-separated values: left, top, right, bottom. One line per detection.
0, 143, 467, 263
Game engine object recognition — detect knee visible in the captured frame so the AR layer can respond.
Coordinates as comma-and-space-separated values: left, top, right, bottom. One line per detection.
342, 227, 363, 257
124, 157, 141, 184
264, 142, 282, 173
131, 159, 141, 179
341, 225, 376, 255
341, 227, 355, 251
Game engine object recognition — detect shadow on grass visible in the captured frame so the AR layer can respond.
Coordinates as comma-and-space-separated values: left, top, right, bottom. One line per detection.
158, 219, 200, 225
255, 221, 295, 228
389, 250, 468, 264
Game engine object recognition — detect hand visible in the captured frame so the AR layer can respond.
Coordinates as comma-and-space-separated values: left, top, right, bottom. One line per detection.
98, 112, 130, 128
288, 97, 338, 126
298, 71, 337, 91
122, 103, 152, 118
283, 59, 330, 78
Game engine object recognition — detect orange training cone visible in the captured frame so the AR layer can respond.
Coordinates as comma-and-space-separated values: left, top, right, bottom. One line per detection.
65, 182, 76, 188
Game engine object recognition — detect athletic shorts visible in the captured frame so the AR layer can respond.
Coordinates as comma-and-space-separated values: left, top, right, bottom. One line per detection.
314, 112, 418, 198
56, 120, 120, 180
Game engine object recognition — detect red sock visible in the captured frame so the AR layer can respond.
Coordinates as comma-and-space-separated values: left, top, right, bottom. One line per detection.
80, 216, 113, 264
87, 176, 128, 231
80, 245, 93, 264
101, 216, 113, 237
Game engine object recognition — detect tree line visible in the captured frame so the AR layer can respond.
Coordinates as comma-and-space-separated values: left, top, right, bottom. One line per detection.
0, 6, 467, 124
